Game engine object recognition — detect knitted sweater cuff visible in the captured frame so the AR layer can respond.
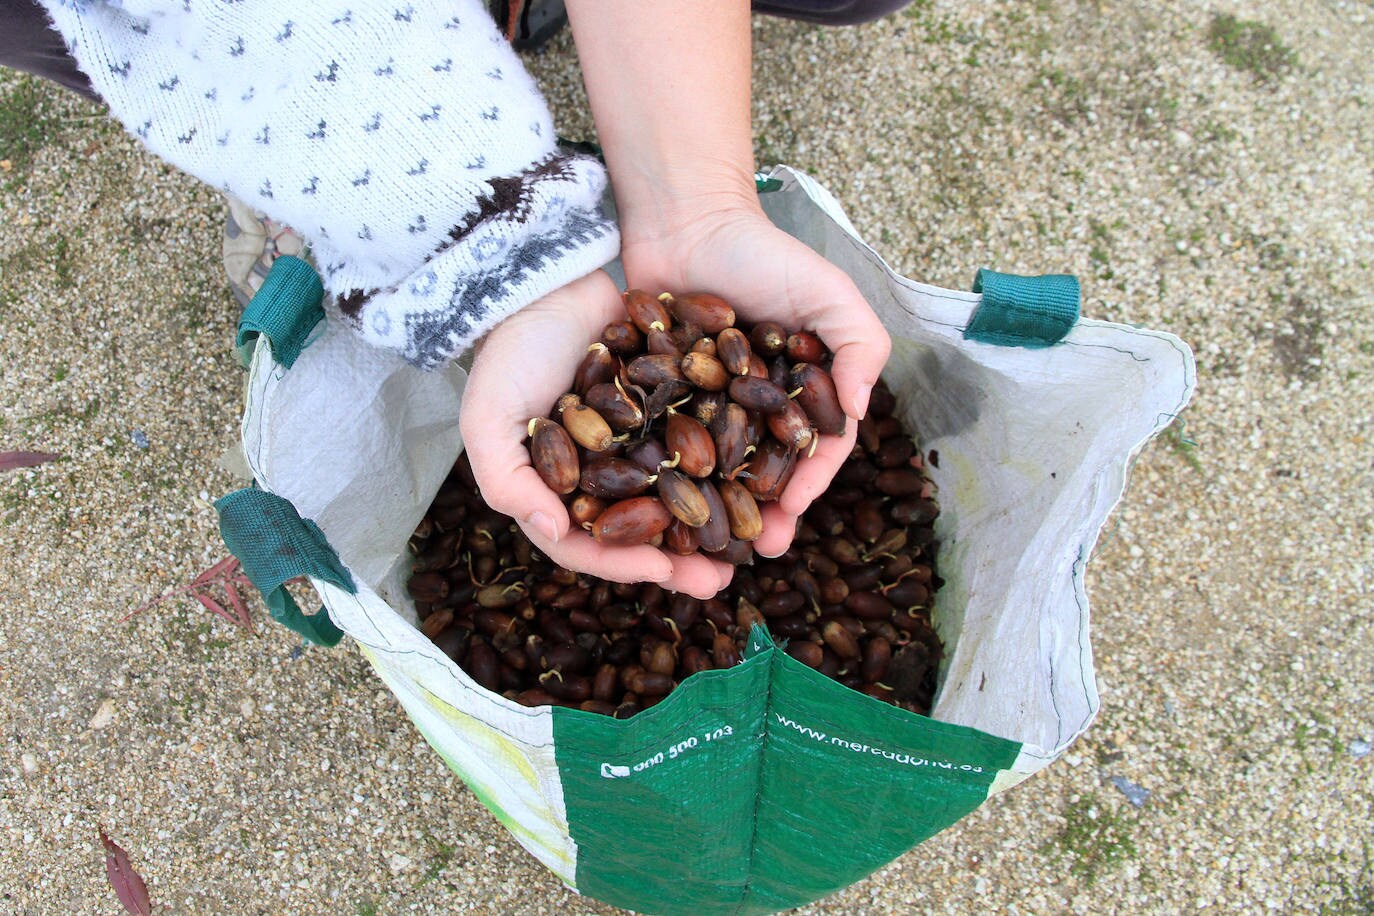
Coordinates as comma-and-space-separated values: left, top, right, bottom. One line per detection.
331, 151, 620, 368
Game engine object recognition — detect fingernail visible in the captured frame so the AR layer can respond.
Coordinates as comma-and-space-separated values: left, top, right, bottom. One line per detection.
853, 383, 873, 419
526, 510, 559, 544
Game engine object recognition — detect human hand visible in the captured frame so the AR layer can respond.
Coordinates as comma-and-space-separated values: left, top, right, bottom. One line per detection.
620, 205, 892, 559
460, 269, 734, 600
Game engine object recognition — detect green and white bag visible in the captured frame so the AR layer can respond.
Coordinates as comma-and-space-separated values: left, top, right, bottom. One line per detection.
218, 166, 1195, 914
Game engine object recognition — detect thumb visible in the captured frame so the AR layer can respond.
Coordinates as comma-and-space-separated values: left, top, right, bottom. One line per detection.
459, 354, 573, 545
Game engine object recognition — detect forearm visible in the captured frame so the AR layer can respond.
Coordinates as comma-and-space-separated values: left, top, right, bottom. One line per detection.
40, 0, 619, 367
566, 1, 760, 246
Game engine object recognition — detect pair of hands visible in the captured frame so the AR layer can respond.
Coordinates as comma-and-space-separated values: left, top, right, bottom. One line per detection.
459, 205, 891, 599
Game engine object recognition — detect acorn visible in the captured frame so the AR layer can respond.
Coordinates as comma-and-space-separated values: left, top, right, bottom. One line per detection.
528, 418, 579, 495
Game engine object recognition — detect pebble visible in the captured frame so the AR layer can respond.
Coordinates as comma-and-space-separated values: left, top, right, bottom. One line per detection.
89, 699, 116, 730
1110, 776, 1152, 808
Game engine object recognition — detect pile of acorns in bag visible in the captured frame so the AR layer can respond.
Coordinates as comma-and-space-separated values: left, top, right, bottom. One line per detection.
406, 291, 943, 718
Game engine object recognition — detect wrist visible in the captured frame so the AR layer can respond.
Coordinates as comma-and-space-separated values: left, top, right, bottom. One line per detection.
614, 167, 763, 252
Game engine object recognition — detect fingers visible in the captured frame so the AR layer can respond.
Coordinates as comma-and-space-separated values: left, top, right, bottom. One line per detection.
777, 421, 858, 519
515, 521, 730, 599
462, 268, 627, 554
801, 275, 891, 421
459, 369, 574, 544
753, 500, 798, 558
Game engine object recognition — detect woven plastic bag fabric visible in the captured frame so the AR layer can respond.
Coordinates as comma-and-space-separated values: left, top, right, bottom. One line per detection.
231, 165, 1194, 913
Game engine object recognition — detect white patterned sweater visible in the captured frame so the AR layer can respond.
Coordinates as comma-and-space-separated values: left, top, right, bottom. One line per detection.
41, 0, 619, 368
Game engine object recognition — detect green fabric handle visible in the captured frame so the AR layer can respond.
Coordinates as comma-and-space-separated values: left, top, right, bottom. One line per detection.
214, 487, 351, 647
236, 255, 324, 369
964, 268, 1079, 348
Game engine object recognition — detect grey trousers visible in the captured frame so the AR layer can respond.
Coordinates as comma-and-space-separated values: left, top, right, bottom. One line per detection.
0, 1, 99, 101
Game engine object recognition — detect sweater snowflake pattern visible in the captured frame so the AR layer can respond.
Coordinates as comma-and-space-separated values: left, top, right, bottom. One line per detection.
41, 0, 620, 367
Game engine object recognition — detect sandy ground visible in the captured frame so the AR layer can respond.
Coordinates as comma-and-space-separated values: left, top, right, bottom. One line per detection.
1, 1, 1371, 913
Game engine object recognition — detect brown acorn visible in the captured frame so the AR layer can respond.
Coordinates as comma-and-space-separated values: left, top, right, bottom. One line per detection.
571, 494, 610, 530
712, 403, 753, 480
786, 640, 825, 669
695, 480, 732, 553
852, 500, 885, 543
665, 292, 735, 334
857, 414, 882, 455
627, 353, 686, 388
528, 417, 579, 495
742, 438, 797, 502
716, 327, 752, 376
624, 289, 672, 333
890, 498, 939, 527
664, 518, 701, 555
728, 376, 791, 413
867, 383, 897, 417
821, 620, 861, 659
712, 631, 742, 668
626, 438, 671, 473
767, 399, 816, 453
585, 380, 644, 433
666, 410, 716, 477
600, 320, 643, 355
716, 478, 764, 541
590, 497, 673, 546
750, 321, 787, 357
690, 389, 728, 428
875, 468, 923, 497
759, 589, 805, 618
657, 469, 712, 528
875, 436, 916, 468
786, 330, 826, 364
789, 363, 846, 437
647, 325, 682, 356
539, 670, 592, 703
629, 670, 674, 697
407, 571, 449, 604
573, 343, 618, 395
580, 457, 657, 499
681, 352, 730, 391
845, 591, 895, 621
861, 637, 893, 683
560, 399, 615, 452
713, 537, 756, 566
680, 645, 713, 677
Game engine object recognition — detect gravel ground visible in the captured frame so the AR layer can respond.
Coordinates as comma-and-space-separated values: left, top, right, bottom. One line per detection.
2, 1, 1371, 913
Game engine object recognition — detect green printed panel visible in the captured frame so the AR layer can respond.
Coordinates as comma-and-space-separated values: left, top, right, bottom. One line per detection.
744, 650, 1021, 911
556, 633, 1021, 916
553, 653, 771, 915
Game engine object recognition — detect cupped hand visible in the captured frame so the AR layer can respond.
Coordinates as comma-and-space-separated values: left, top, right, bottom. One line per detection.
621, 206, 892, 558
460, 269, 733, 600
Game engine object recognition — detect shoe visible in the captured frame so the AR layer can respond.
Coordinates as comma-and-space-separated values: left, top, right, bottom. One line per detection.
222, 196, 307, 308
490, 0, 568, 51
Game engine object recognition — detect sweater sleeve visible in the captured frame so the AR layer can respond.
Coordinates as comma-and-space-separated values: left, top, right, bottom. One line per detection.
40, 0, 620, 368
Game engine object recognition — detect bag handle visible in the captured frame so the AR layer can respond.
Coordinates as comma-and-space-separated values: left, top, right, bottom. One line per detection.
236, 255, 324, 369
214, 488, 351, 646
964, 268, 1079, 348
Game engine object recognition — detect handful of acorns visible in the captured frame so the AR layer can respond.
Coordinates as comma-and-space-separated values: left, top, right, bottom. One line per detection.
527, 290, 847, 563
401, 290, 946, 718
